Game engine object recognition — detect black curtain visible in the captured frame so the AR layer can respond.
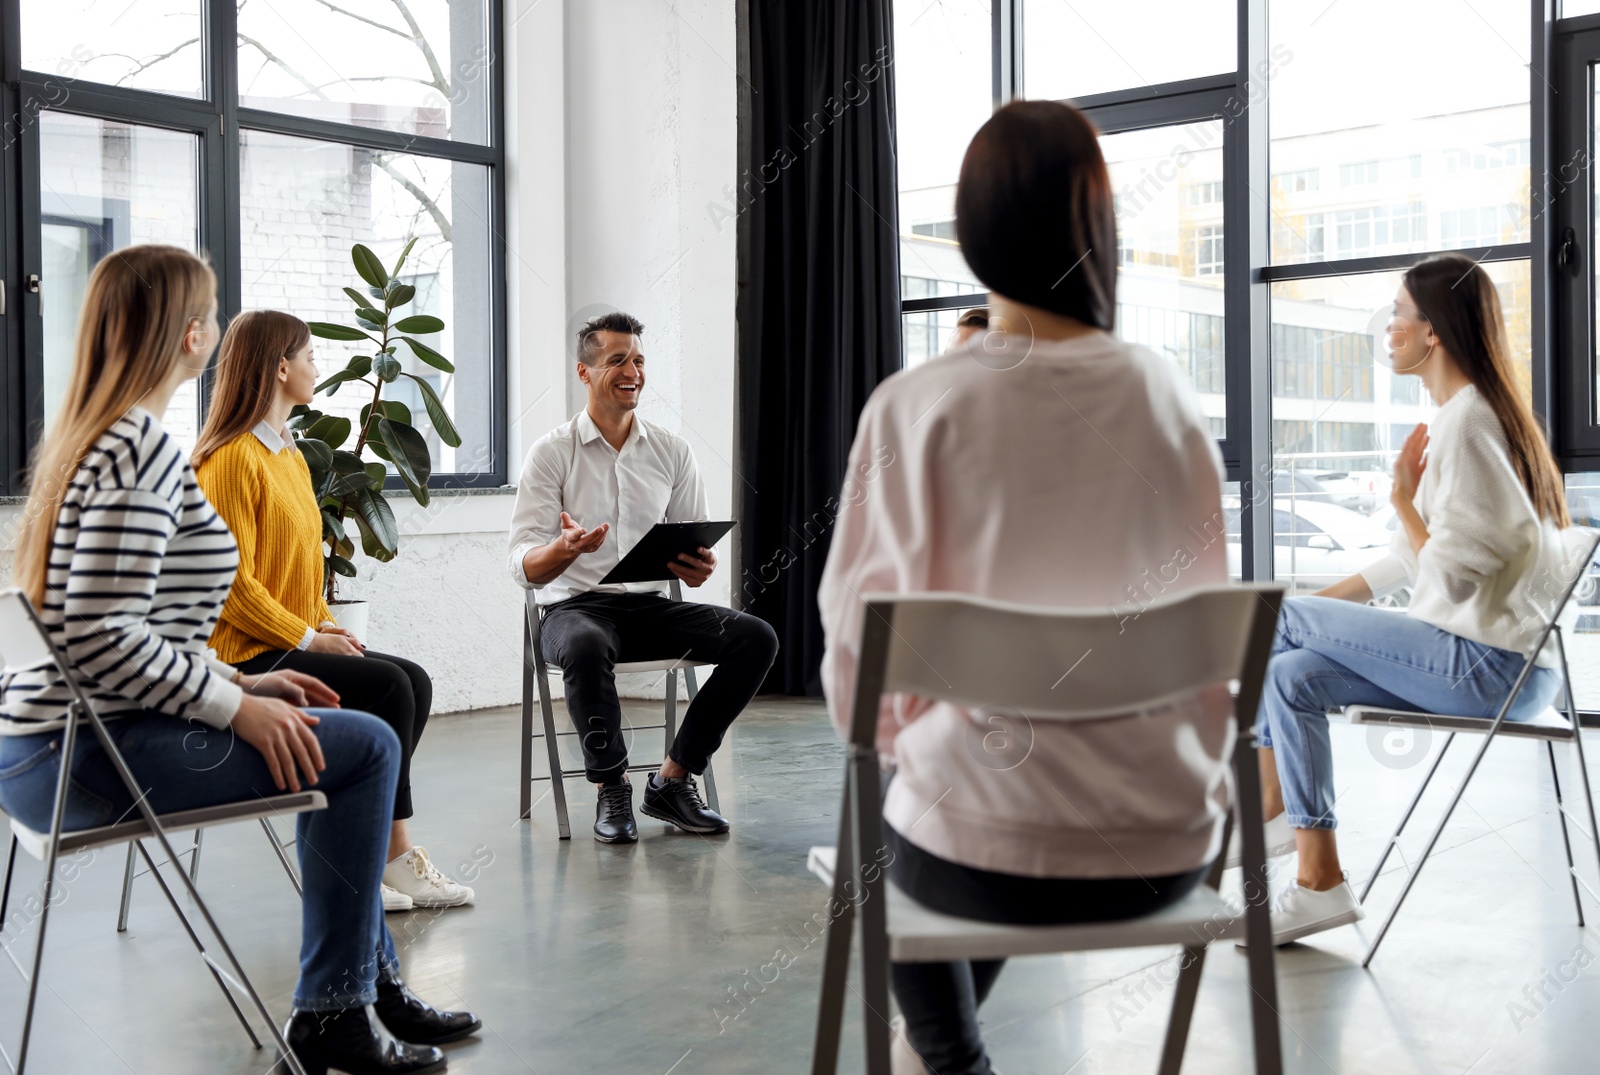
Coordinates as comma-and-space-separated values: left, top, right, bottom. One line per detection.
738, 0, 903, 695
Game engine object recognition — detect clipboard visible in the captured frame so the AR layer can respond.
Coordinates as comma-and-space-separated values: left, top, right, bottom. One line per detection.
598, 520, 736, 585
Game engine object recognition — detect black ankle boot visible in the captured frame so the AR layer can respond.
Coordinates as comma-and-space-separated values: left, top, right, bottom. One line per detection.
375, 978, 482, 1046
284, 1005, 446, 1075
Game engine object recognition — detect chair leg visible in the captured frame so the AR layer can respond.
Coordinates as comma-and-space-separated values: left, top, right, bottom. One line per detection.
1230, 732, 1283, 1075
1547, 740, 1585, 927
848, 751, 892, 1075
521, 614, 535, 821
261, 818, 304, 896
809, 779, 857, 1075
189, 828, 204, 883
664, 668, 678, 750
1555, 630, 1600, 900
133, 840, 261, 1049
1, 832, 18, 927
539, 670, 571, 840
1358, 731, 1455, 904
1362, 727, 1501, 967
1156, 945, 1208, 1075
117, 840, 138, 933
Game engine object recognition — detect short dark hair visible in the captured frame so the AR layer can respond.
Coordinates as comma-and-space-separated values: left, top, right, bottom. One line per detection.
955, 100, 1117, 330
577, 311, 645, 365
955, 306, 989, 329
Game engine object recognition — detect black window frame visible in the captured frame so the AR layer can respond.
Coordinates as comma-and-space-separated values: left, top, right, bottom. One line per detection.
0, 0, 508, 494
899, 0, 1578, 582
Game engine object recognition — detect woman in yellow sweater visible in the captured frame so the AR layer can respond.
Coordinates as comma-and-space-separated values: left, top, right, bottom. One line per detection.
194, 310, 474, 912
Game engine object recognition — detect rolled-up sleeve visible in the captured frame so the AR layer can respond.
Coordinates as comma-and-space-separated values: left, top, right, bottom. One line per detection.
507, 440, 566, 590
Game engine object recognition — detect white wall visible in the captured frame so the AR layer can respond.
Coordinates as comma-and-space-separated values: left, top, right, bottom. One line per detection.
0, 0, 740, 716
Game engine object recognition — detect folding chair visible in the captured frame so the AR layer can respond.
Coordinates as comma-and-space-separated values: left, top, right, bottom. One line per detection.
115, 813, 301, 932
0, 588, 321, 1075
518, 578, 720, 836
809, 585, 1287, 1075
1337, 530, 1600, 967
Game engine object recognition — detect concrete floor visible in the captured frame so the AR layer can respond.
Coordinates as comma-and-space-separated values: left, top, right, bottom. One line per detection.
2, 696, 1599, 1074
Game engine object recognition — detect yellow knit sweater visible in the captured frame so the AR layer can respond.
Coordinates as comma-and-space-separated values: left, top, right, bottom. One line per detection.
197, 432, 333, 664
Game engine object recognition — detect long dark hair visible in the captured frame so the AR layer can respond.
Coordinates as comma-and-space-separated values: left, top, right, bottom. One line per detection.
193, 310, 310, 469
954, 100, 1118, 330
1404, 254, 1569, 527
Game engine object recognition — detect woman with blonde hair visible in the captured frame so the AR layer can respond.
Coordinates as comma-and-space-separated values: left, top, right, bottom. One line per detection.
0, 246, 477, 1074
193, 310, 472, 913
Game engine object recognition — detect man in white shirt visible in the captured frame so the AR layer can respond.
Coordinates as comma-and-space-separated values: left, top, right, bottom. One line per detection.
508, 312, 779, 843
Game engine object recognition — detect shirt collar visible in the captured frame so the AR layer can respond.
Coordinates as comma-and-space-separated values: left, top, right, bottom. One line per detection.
252, 420, 295, 454
576, 409, 647, 449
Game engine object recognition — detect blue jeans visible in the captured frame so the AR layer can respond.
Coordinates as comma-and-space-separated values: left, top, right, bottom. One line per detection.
1257, 597, 1560, 830
0, 708, 401, 1010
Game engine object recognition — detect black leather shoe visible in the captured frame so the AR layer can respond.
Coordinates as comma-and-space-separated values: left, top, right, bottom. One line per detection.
641, 773, 729, 834
594, 781, 638, 843
284, 1005, 446, 1075
375, 978, 482, 1046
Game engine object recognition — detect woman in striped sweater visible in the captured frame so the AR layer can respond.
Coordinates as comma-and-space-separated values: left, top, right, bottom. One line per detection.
0, 246, 477, 1075
193, 311, 472, 914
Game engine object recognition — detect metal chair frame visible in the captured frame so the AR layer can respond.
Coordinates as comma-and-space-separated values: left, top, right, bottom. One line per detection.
518, 578, 720, 837
810, 585, 1287, 1075
115, 814, 301, 932
0, 588, 317, 1075
1336, 530, 1600, 967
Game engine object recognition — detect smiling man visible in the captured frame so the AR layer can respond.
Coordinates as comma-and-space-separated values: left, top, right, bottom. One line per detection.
507, 312, 778, 843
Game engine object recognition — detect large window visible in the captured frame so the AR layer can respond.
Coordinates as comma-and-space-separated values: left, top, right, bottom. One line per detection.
2, 0, 506, 490
892, 2, 1595, 626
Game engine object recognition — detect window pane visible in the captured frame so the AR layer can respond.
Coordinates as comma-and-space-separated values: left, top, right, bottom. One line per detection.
23, 0, 203, 97
1104, 121, 1226, 432
1024, 0, 1234, 101
1270, 0, 1529, 265
240, 131, 494, 475
900, 298, 988, 370
237, 0, 490, 143
1565, 474, 1600, 711
40, 114, 201, 441
1268, 262, 1531, 595
895, 0, 990, 300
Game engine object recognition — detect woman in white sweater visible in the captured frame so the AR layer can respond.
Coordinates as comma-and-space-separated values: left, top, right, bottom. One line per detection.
1253, 252, 1590, 946
820, 100, 1233, 1075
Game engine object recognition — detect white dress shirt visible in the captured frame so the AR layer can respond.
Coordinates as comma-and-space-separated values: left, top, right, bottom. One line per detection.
819, 332, 1235, 880
508, 409, 709, 605
1359, 384, 1594, 666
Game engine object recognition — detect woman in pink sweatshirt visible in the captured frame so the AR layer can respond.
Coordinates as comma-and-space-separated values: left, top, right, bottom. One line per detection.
819, 100, 1233, 1075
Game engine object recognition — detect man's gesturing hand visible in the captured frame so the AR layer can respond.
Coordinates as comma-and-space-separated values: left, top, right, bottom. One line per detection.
560, 511, 609, 555
668, 546, 717, 588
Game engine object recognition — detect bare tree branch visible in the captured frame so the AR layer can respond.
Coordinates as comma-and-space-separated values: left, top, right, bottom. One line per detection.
384, 0, 451, 98
372, 155, 452, 243
107, 38, 202, 85
313, 75, 439, 91
306, 0, 412, 41
238, 33, 328, 100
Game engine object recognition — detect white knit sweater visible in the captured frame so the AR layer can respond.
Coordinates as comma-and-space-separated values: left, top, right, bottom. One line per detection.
1360, 385, 1593, 667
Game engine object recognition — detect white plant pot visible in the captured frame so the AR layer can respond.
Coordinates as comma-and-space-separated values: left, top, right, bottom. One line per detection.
328, 600, 369, 645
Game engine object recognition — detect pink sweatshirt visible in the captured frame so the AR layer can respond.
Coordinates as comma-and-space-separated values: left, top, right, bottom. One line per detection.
818, 332, 1235, 879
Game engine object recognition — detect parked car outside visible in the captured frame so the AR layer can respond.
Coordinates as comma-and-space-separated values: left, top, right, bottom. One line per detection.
1226, 497, 1399, 598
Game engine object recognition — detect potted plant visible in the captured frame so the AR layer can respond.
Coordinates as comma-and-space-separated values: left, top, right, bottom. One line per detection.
290, 239, 463, 638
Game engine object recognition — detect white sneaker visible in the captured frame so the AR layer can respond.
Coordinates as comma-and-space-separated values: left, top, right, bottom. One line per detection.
1247, 877, 1365, 946
381, 884, 414, 913
382, 846, 475, 909
1223, 812, 1297, 871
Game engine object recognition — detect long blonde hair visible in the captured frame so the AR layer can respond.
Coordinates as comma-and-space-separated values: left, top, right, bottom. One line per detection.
13, 245, 217, 606
193, 310, 310, 469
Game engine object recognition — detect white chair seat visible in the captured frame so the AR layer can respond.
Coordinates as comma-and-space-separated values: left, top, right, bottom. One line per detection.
9, 791, 327, 860
806, 846, 1241, 962
1343, 705, 1575, 742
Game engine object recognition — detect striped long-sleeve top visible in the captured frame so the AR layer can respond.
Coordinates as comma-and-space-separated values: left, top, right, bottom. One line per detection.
1, 407, 245, 734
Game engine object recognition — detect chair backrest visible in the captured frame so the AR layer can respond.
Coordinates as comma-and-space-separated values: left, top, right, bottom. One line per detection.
1527, 528, 1600, 662
0, 588, 58, 675
847, 584, 1284, 748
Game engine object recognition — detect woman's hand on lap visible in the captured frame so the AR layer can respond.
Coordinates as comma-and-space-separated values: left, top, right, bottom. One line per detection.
232, 694, 325, 792
308, 628, 364, 656
242, 669, 341, 707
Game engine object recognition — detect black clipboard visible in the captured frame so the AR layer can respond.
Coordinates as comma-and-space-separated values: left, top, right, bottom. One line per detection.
598, 521, 736, 585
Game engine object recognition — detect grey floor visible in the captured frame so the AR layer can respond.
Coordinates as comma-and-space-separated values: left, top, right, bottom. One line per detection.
2, 696, 1598, 1075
